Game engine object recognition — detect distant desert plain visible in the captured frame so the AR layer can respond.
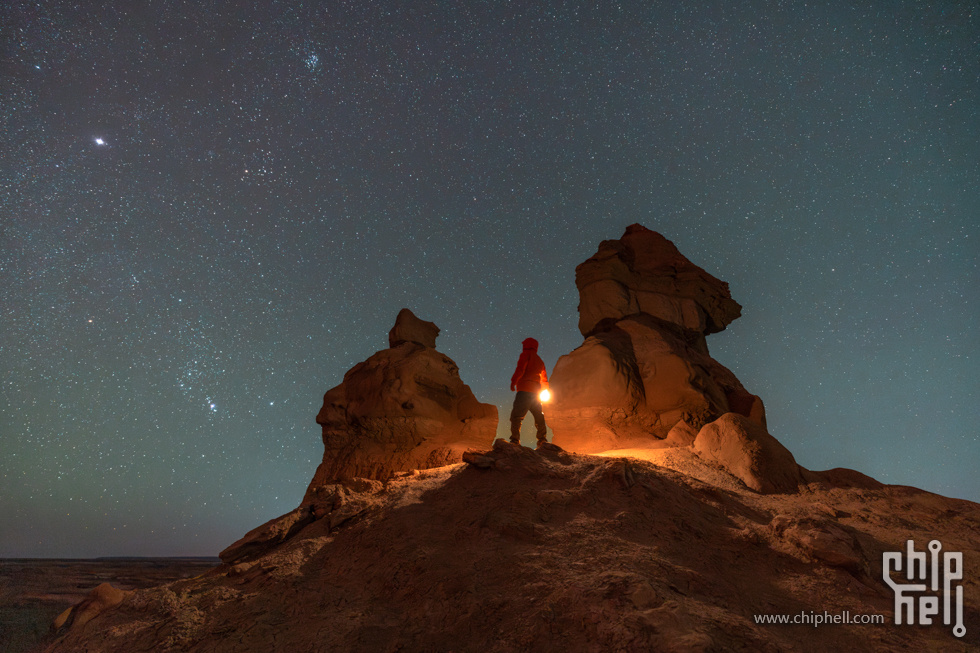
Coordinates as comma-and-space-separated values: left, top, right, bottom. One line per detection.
0, 557, 219, 652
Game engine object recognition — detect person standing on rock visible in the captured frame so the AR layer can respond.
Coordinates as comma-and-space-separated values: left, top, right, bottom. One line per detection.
509, 337, 550, 447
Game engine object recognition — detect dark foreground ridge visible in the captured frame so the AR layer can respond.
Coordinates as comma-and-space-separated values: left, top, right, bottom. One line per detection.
42, 442, 979, 652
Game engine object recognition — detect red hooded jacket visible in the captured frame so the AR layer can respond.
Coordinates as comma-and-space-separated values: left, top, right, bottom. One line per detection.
510, 338, 548, 393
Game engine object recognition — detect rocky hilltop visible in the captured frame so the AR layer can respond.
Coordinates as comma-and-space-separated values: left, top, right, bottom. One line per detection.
42, 444, 980, 652
43, 226, 980, 652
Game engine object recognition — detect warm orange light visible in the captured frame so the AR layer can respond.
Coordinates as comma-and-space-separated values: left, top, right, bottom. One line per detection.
539, 389, 552, 403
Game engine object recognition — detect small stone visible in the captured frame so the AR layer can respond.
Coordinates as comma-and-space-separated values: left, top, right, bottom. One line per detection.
630, 582, 659, 610
536, 442, 563, 452
462, 451, 494, 468
492, 438, 523, 454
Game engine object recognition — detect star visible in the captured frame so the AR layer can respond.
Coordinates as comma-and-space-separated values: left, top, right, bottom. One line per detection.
94, 137, 106, 146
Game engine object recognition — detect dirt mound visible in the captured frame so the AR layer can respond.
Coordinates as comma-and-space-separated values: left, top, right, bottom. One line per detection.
44, 446, 980, 652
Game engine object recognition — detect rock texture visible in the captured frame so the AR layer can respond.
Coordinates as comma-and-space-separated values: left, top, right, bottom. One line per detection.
51, 584, 129, 633
388, 307, 439, 349
1, 558, 219, 653
43, 448, 980, 653
221, 480, 382, 564
550, 225, 767, 453
304, 310, 497, 491
575, 223, 742, 337
692, 412, 805, 494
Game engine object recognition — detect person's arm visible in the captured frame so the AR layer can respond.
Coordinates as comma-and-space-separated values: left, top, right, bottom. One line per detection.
510, 353, 528, 391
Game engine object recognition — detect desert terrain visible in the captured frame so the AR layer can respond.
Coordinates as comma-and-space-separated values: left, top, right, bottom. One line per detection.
0, 557, 218, 653
33, 227, 980, 651
37, 444, 980, 652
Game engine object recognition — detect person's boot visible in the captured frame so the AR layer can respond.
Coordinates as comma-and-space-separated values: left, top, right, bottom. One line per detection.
534, 420, 548, 444
509, 418, 522, 445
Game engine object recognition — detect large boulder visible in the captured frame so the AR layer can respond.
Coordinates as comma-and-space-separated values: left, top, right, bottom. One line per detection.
549, 316, 765, 450
53, 583, 130, 634
693, 413, 804, 494
576, 224, 742, 337
304, 310, 497, 495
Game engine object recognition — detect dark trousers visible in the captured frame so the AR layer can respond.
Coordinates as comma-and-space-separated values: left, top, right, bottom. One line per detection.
510, 391, 547, 443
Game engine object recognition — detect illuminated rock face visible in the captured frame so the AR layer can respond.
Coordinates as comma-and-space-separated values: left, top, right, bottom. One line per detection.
550, 225, 765, 452
693, 413, 803, 494
303, 311, 497, 495
575, 224, 742, 338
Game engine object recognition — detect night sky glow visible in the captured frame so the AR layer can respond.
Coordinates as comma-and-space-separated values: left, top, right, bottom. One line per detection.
2, 1, 977, 557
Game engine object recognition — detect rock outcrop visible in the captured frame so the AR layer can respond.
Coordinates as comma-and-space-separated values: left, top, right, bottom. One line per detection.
221, 480, 383, 564
550, 225, 766, 453
52, 583, 130, 634
304, 309, 497, 494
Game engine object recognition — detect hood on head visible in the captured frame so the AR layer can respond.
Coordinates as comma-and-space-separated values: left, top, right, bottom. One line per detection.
522, 338, 538, 351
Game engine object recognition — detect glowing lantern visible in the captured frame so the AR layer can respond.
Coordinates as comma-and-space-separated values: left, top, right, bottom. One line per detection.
539, 388, 552, 403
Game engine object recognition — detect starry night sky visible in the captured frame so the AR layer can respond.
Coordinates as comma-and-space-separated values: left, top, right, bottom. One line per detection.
2, 1, 977, 557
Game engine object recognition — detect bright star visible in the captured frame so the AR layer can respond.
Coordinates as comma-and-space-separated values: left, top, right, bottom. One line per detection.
94, 137, 105, 146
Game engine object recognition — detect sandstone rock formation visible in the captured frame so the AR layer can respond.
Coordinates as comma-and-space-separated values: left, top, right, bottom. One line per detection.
304, 309, 497, 492
2, 558, 219, 653
221, 479, 382, 564
550, 225, 766, 454
692, 412, 804, 494
52, 583, 129, 633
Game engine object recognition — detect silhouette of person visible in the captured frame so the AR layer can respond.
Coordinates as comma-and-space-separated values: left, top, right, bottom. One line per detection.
509, 337, 549, 447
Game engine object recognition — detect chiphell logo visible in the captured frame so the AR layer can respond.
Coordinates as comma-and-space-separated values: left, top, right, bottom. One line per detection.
883, 539, 965, 637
